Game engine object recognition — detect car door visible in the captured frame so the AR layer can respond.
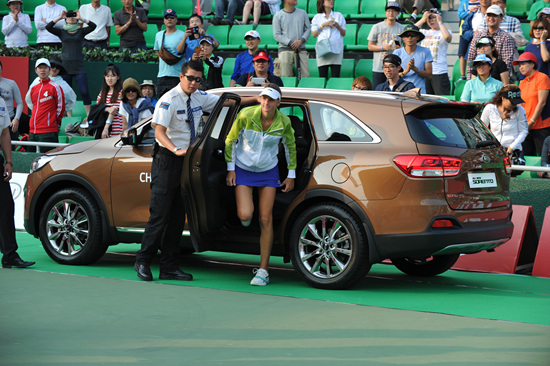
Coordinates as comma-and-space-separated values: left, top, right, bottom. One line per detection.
182, 93, 243, 252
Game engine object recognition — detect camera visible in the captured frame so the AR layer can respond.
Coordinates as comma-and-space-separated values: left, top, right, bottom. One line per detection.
66, 10, 77, 17
190, 26, 199, 35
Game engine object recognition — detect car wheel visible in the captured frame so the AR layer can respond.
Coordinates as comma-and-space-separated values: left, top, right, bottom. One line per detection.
289, 203, 371, 289
39, 188, 107, 265
391, 254, 460, 277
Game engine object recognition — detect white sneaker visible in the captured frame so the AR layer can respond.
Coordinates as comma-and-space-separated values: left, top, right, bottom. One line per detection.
250, 268, 269, 286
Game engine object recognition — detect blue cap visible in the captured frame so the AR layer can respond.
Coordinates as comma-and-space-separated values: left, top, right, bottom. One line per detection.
468, 53, 493, 67
164, 8, 177, 18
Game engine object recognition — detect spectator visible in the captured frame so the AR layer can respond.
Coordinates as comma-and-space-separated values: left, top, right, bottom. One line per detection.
27, 58, 65, 149
352, 76, 373, 90
457, 0, 481, 80
416, 8, 452, 95
236, 0, 281, 29
211, 0, 245, 25
479, 0, 524, 47
79, 0, 114, 49
34, 0, 66, 48
523, 18, 550, 79
140, 80, 157, 106
114, 0, 148, 52
193, 36, 225, 91
177, 14, 220, 62
26, 57, 77, 118
231, 30, 274, 87
1, 97, 35, 269
538, 8, 550, 23
394, 24, 433, 93
473, 36, 510, 84
46, 10, 95, 117
311, 0, 346, 79
529, 0, 550, 27
515, 52, 550, 156
2, 0, 31, 48
396, 0, 432, 24
537, 135, 550, 178
273, 0, 311, 78
0, 60, 28, 146
96, 64, 123, 138
472, 0, 490, 32
135, 0, 150, 14
467, 4, 516, 79
480, 84, 528, 160
118, 78, 154, 129
368, 1, 404, 89
461, 54, 503, 104
374, 54, 415, 92
155, 9, 185, 98
225, 84, 296, 286
236, 50, 283, 87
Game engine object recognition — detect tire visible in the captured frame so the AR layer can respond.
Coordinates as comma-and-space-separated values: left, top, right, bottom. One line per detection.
289, 203, 371, 289
39, 188, 107, 265
391, 254, 460, 277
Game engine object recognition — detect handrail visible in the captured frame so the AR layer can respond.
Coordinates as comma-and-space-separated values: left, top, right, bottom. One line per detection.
10, 140, 69, 153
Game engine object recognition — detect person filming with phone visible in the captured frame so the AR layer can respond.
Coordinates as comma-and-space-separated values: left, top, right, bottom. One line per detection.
235, 50, 284, 87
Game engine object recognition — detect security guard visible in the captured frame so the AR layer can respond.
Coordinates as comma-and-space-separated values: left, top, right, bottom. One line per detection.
134, 60, 219, 281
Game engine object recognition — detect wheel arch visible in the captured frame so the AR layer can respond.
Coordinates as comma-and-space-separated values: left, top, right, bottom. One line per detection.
28, 173, 115, 245
281, 188, 382, 263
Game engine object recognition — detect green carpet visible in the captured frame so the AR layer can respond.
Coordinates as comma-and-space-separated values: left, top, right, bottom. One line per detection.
12, 232, 550, 326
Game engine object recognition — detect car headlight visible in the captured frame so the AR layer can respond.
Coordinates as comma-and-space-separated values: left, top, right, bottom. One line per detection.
30, 155, 55, 173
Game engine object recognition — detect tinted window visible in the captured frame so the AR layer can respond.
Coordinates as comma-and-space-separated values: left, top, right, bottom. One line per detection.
309, 101, 375, 142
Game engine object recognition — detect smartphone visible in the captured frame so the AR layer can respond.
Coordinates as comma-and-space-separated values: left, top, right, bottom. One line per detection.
251, 77, 266, 85
194, 46, 201, 56
191, 26, 199, 35
394, 40, 400, 46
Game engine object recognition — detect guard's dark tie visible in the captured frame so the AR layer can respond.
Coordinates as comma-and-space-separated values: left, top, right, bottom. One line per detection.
187, 97, 196, 142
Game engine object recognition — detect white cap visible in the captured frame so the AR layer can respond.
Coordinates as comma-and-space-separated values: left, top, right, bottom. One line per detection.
486, 5, 503, 16
244, 30, 261, 39
259, 87, 281, 100
537, 7, 550, 17
35, 58, 51, 68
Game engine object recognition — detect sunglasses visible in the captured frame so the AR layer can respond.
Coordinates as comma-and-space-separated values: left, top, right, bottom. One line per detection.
401, 33, 418, 38
165, 15, 176, 20
183, 74, 203, 83
126, 89, 138, 93
533, 26, 546, 30
254, 59, 268, 63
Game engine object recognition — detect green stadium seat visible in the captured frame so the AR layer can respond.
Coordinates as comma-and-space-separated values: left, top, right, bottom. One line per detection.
308, 0, 317, 17
72, 101, 88, 120
519, 22, 532, 51
222, 74, 232, 87
280, 76, 297, 87
144, 26, 159, 48
337, 0, 360, 19
340, 59, 355, 78
0, 21, 3, 43
454, 79, 467, 101
507, 0, 532, 17
69, 135, 95, 144
64, 0, 79, 12
149, 0, 167, 18
356, 0, 387, 19
59, 117, 82, 137
225, 24, 254, 50
326, 77, 354, 90
307, 58, 320, 77
343, 23, 358, 50
165, 1, 193, 18
354, 58, 373, 79
516, 156, 542, 178
109, 26, 120, 48
346, 23, 372, 50
222, 57, 236, 76
256, 24, 278, 50
298, 77, 326, 88
306, 31, 317, 50
296, 0, 308, 13
1, 7, 9, 15
207, 25, 230, 47
109, 0, 124, 15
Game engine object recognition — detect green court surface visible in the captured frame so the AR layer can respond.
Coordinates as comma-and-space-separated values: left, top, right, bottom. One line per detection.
1, 233, 550, 365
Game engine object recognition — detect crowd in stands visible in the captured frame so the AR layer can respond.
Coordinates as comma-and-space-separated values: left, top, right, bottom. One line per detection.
1, 0, 550, 166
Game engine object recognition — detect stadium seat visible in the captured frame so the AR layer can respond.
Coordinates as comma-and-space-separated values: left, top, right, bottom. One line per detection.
222, 57, 236, 76
255, 24, 278, 50
144, 26, 159, 48
507, 0, 532, 17
516, 156, 542, 178
326, 77, 354, 90
298, 77, 326, 88
207, 25, 230, 48
296, 0, 308, 13
64, 0, 79, 12
59, 117, 82, 137
72, 101, 88, 120
0, 21, 3, 43
280, 76, 297, 87
307, 58, 320, 78
109, 0, 124, 15
305, 31, 317, 50
69, 135, 95, 144
0, 7, 8, 15
340, 59, 355, 78
222, 74, 232, 88
454, 79, 467, 101
165, 1, 193, 18
337, 0, 360, 19
108, 26, 120, 48
519, 22, 531, 51
148, 0, 167, 19
356, 0, 387, 19
346, 23, 372, 50
354, 58, 373, 79
308, 0, 317, 17
226, 24, 254, 50
343, 23, 358, 50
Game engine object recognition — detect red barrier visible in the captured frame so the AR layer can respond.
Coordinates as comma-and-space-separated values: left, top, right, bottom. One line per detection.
452, 205, 539, 274
0, 56, 30, 114
532, 206, 550, 278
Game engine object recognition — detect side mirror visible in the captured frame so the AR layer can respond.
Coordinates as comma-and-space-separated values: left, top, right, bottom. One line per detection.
121, 127, 139, 146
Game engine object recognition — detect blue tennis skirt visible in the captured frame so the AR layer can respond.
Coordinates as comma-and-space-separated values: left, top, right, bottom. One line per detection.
235, 165, 280, 188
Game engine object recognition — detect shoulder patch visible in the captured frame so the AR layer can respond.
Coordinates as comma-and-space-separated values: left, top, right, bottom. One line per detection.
159, 102, 170, 110
199, 90, 207, 95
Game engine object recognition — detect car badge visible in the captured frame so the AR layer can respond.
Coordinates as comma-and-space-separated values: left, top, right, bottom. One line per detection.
481, 154, 491, 163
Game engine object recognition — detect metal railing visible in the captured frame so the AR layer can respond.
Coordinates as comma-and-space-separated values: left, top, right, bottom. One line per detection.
10, 140, 69, 153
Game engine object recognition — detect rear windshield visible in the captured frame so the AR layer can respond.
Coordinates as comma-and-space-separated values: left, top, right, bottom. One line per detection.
405, 109, 497, 149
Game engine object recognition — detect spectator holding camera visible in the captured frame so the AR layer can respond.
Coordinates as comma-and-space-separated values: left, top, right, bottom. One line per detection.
236, 50, 283, 87
177, 14, 219, 62
114, 0, 148, 52
193, 36, 225, 91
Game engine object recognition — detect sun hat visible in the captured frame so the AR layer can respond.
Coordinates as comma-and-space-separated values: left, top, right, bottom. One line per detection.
140, 79, 156, 94
48, 56, 65, 73
122, 78, 143, 98
259, 86, 281, 100
398, 24, 425, 42
244, 30, 260, 40
504, 89, 524, 105
513, 52, 538, 69
468, 53, 493, 67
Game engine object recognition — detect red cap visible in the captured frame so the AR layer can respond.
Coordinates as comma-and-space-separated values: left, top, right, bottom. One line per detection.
252, 51, 269, 62
513, 52, 538, 67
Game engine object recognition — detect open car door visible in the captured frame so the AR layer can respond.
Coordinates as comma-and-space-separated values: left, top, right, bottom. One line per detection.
182, 93, 242, 252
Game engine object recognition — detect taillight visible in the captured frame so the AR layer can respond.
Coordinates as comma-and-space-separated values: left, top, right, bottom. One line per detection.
393, 155, 462, 177
503, 155, 512, 175
432, 219, 455, 228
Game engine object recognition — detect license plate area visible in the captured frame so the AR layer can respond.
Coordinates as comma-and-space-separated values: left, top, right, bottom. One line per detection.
468, 172, 497, 188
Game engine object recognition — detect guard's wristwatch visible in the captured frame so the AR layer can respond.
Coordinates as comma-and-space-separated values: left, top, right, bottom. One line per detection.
173, 147, 181, 154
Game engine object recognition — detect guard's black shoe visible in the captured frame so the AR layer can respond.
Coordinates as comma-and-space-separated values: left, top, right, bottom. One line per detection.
134, 262, 153, 281
159, 268, 193, 281
2, 257, 35, 268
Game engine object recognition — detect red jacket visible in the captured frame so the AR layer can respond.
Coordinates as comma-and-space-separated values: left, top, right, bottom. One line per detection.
29, 78, 65, 134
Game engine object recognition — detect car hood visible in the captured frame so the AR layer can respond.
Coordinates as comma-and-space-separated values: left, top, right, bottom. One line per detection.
45, 139, 105, 156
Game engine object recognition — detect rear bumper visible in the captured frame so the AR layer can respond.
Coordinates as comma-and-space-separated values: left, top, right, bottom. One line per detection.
374, 219, 514, 259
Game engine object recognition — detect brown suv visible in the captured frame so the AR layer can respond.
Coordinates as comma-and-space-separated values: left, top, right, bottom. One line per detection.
24, 88, 514, 289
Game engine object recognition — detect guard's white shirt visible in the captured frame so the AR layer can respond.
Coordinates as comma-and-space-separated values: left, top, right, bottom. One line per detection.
34, 2, 66, 44
79, 3, 113, 41
153, 85, 219, 149
2, 12, 32, 47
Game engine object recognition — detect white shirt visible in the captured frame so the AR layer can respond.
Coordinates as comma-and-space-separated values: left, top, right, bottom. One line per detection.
79, 3, 113, 41
480, 103, 528, 151
2, 12, 32, 47
26, 75, 77, 112
0, 98, 10, 130
311, 11, 346, 55
420, 28, 453, 75
34, 1, 66, 44
153, 86, 219, 149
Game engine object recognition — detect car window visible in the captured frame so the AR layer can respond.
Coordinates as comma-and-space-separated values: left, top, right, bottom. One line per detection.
308, 101, 375, 142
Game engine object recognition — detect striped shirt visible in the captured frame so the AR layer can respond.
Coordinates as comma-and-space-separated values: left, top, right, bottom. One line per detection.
97, 91, 123, 136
